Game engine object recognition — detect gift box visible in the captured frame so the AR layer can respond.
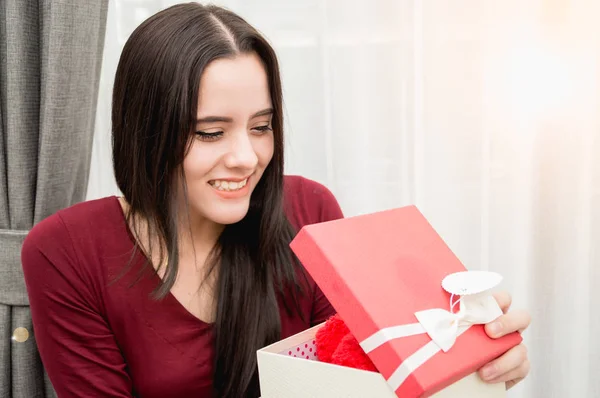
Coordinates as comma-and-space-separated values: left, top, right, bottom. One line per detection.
257, 205, 522, 397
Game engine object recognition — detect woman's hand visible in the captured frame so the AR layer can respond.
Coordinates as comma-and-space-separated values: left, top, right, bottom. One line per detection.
478, 291, 531, 389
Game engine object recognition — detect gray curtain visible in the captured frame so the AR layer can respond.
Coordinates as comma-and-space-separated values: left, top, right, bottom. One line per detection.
0, 1, 108, 397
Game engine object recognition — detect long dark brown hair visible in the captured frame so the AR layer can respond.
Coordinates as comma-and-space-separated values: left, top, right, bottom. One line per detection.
111, 3, 304, 397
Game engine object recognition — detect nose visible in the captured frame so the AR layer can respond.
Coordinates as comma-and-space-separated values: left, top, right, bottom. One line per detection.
224, 131, 258, 171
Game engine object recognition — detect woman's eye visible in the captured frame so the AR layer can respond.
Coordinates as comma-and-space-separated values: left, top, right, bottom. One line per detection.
195, 131, 223, 141
252, 125, 272, 134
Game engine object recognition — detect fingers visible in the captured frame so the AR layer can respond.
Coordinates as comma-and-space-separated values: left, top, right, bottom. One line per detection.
481, 291, 531, 390
487, 359, 530, 387
493, 291, 512, 313
485, 308, 531, 338
479, 344, 529, 383
505, 377, 526, 390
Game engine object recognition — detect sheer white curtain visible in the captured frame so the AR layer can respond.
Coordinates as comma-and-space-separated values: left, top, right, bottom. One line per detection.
87, 0, 600, 397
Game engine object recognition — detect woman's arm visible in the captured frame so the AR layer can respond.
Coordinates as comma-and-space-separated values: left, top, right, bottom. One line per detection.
21, 215, 134, 398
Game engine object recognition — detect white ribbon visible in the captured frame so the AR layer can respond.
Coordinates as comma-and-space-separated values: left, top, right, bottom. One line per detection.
359, 292, 503, 391
414, 294, 502, 352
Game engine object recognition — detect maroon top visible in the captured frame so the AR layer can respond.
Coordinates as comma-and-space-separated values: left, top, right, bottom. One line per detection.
21, 175, 344, 398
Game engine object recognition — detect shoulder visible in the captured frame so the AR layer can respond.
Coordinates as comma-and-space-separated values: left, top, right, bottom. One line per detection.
21, 196, 123, 296
284, 175, 335, 198
283, 175, 344, 230
24, 196, 120, 251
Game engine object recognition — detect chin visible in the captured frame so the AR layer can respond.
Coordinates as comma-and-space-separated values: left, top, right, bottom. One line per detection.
207, 203, 251, 225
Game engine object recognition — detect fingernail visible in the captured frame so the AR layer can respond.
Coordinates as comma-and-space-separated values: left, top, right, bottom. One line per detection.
489, 321, 503, 336
481, 364, 497, 380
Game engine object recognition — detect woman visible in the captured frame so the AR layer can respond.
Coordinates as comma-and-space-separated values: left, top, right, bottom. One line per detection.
21, 3, 530, 397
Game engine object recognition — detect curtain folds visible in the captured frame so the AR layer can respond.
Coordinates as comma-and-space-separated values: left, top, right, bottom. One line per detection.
0, 1, 108, 396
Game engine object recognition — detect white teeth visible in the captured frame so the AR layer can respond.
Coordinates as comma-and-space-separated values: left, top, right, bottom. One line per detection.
210, 178, 248, 192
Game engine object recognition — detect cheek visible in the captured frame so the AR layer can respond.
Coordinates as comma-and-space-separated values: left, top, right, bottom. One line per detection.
255, 135, 275, 167
182, 142, 219, 180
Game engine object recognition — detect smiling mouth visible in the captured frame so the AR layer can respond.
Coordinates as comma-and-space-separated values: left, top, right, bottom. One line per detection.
208, 178, 249, 192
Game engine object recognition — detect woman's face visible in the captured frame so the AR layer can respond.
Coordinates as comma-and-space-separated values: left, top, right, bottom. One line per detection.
181, 52, 275, 228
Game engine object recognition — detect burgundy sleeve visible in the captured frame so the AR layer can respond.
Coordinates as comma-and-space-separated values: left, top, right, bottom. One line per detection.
308, 182, 345, 325
21, 215, 134, 398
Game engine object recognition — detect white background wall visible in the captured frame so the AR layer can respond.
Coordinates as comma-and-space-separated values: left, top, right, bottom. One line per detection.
87, 1, 600, 396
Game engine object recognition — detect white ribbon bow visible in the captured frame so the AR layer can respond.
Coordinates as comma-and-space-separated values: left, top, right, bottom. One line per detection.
414, 293, 503, 352
358, 271, 504, 392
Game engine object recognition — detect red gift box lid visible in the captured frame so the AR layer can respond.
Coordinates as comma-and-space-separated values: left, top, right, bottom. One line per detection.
290, 205, 522, 397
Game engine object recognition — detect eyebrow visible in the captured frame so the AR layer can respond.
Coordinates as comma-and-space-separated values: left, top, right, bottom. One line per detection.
196, 108, 273, 124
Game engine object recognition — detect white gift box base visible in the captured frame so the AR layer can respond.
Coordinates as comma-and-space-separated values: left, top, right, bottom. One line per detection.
258, 323, 506, 398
